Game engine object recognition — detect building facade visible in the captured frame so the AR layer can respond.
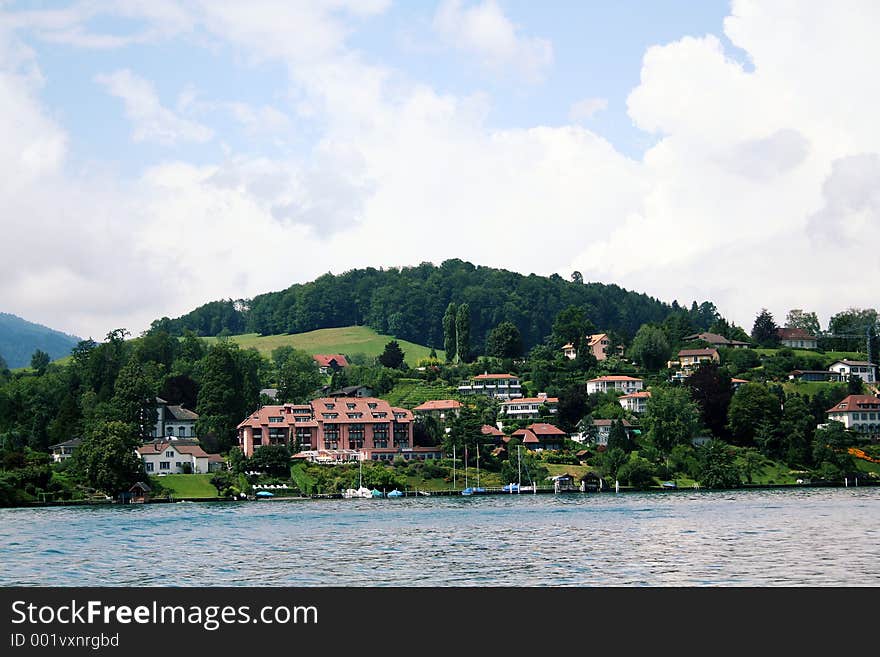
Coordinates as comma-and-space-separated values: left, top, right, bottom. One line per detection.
828, 360, 877, 384
618, 391, 651, 413
153, 397, 199, 440
586, 375, 644, 395
237, 397, 437, 462
137, 441, 215, 474
826, 395, 880, 434
776, 328, 818, 350
500, 395, 558, 420
412, 399, 462, 422
457, 373, 522, 400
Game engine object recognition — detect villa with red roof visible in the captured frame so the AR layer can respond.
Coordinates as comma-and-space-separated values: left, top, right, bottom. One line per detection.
618, 390, 651, 413
412, 399, 462, 421
500, 394, 558, 420
137, 441, 223, 474
313, 354, 350, 375
511, 423, 567, 451
776, 327, 818, 350
237, 397, 441, 462
586, 375, 644, 395
457, 373, 522, 400
826, 395, 880, 434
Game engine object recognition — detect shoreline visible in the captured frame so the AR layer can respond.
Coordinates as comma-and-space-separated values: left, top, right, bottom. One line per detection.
10, 478, 878, 509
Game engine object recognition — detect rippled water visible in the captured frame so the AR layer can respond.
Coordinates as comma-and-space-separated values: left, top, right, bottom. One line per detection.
2, 487, 879, 586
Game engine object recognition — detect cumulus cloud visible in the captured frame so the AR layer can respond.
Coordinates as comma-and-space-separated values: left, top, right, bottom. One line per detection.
433, 0, 553, 82
3, 0, 880, 339
568, 97, 608, 122
95, 69, 213, 145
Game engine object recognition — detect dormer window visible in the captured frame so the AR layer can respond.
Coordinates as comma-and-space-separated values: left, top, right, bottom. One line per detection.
346, 403, 356, 410
325, 403, 335, 409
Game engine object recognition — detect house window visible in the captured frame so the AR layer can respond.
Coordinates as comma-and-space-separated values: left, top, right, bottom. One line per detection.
325, 403, 335, 409
349, 424, 365, 449
165, 451, 174, 458
145, 462, 154, 472
160, 462, 170, 470
166, 426, 174, 436
368, 403, 377, 409
178, 426, 186, 437
269, 417, 283, 423
176, 462, 183, 469
346, 403, 356, 410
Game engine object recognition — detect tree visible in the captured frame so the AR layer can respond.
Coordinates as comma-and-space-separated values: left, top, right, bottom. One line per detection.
751, 308, 780, 347
378, 341, 406, 369
643, 386, 701, 453
272, 346, 323, 403
599, 447, 628, 481
685, 363, 732, 438
785, 309, 820, 336
556, 384, 588, 433
30, 350, 51, 375
571, 271, 583, 284
485, 321, 524, 359
618, 457, 656, 490
779, 395, 815, 467
73, 420, 145, 495
606, 419, 633, 452
551, 306, 595, 351
628, 324, 671, 371
698, 440, 741, 489
455, 304, 471, 363
738, 448, 765, 484
111, 357, 159, 440
195, 342, 261, 452
727, 383, 781, 447
248, 444, 292, 476
443, 302, 457, 363
847, 374, 864, 395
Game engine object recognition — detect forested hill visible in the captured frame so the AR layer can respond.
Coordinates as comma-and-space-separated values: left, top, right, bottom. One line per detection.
150, 260, 695, 351
0, 313, 81, 369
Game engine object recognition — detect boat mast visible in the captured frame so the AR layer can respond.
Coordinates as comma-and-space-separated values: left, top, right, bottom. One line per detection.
464, 446, 468, 489
453, 444, 456, 490
476, 447, 480, 487
517, 445, 521, 495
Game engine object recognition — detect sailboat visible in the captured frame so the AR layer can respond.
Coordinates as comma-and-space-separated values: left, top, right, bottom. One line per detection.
462, 445, 485, 496
342, 458, 372, 499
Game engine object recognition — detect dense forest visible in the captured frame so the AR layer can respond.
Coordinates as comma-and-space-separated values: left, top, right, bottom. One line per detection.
148, 260, 705, 349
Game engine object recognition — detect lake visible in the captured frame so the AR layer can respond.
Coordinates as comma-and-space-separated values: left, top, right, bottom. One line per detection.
2, 487, 878, 586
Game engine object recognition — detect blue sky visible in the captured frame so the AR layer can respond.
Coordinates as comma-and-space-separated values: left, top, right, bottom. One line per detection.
1, 1, 878, 339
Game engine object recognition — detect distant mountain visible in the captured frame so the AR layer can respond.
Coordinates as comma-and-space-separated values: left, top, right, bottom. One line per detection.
0, 313, 81, 369
149, 260, 690, 353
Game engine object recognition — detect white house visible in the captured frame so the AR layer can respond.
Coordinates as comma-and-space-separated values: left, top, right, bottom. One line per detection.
618, 391, 651, 413
826, 394, 880, 434
137, 441, 215, 474
457, 373, 522, 400
828, 360, 876, 384
584, 419, 634, 447
500, 394, 558, 420
49, 438, 81, 463
153, 397, 199, 440
776, 328, 818, 350
586, 375, 644, 395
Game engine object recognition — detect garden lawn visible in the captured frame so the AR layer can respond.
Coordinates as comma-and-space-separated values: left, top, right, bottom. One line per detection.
150, 474, 218, 498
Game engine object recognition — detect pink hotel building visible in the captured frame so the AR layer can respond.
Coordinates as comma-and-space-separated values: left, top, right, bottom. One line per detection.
237, 397, 441, 461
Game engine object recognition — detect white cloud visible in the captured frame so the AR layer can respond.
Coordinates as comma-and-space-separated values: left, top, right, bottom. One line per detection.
95, 69, 213, 145
3, 0, 880, 340
568, 97, 608, 122
433, 0, 553, 82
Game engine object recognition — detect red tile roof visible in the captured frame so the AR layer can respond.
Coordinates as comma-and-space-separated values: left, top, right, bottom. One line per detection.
237, 398, 412, 429
619, 391, 651, 399
587, 334, 609, 347
591, 419, 633, 427
826, 395, 880, 413
500, 396, 559, 405
473, 373, 519, 380
481, 424, 504, 436
512, 429, 540, 444
413, 400, 462, 411
587, 375, 643, 382
776, 328, 817, 340
525, 423, 566, 436
313, 354, 349, 368
678, 349, 719, 357
137, 442, 210, 458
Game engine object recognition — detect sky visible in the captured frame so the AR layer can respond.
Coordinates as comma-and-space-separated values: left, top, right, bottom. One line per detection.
1, 0, 879, 341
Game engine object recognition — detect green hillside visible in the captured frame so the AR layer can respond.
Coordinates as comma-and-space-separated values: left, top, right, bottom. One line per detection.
201, 326, 442, 367
385, 378, 460, 407
0, 312, 81, 369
